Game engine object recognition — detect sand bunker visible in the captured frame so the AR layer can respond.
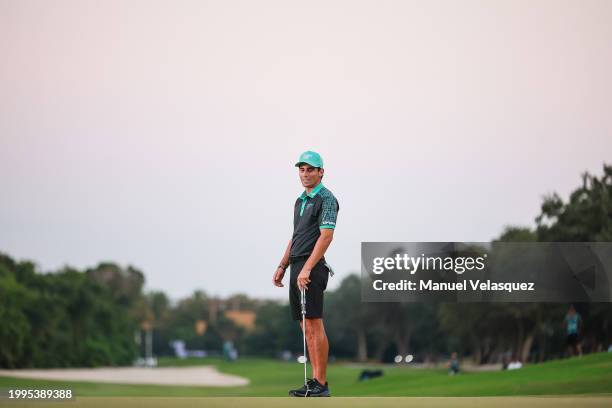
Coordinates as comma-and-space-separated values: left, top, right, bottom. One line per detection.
0, 366, 249, 387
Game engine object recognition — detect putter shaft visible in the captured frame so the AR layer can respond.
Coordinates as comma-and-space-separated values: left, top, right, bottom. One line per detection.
300, 287, 309, 396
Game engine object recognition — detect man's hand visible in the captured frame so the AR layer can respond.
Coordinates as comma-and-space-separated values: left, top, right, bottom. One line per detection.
273, 267, 285, 287
297, 268, 311, 290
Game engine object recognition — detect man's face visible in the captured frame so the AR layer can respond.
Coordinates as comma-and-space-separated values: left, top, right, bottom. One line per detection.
298, 165, 323, 188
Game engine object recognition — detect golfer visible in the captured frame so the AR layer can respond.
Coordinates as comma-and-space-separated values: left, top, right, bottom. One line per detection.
273, 151, 339, 397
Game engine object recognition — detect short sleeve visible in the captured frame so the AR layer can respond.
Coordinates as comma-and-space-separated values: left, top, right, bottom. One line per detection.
318, 194, 339, 229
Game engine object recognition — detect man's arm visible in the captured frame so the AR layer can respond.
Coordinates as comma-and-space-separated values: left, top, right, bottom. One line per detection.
273, 238, 292, 287
279, 238, 292, 269
297, 228, 334, 289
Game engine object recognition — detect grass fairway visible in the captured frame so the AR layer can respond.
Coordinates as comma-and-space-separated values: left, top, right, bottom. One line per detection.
0, 352, 610, 401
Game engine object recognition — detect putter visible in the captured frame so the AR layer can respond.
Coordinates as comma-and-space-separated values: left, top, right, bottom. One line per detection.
300, 286, 310, 397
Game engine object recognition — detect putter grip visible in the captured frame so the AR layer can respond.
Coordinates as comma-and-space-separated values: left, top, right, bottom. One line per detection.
300, 290, 306, 315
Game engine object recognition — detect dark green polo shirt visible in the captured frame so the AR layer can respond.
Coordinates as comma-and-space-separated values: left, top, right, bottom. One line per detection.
290, 182, 339, 258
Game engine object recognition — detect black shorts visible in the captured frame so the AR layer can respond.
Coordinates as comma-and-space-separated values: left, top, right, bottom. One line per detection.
289, 258, 330, 321
567, 333, 579, 346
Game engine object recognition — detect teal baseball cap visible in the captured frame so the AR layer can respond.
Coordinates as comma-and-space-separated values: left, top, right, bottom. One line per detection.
294, 151, 324, 168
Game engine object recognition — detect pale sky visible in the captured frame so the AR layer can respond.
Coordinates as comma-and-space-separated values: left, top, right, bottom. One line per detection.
1, 0, 611, 301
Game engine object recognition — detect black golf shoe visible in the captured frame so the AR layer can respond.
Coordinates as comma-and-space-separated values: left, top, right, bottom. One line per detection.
289, 378, 315, 397
289, 378, 330, 397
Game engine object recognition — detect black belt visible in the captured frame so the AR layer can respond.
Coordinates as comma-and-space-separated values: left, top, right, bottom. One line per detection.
289, 255, 325, 264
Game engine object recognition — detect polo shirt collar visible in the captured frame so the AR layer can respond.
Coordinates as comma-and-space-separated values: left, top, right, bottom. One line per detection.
299, 182, 324, 199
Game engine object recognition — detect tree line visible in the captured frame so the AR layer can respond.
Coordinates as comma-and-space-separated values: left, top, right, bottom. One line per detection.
1, 164, 611, 367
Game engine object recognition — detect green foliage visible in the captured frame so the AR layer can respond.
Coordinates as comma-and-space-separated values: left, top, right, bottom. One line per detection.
495, 226, 537, 242
0, 256, 139, 368
243, 302, 300, 356
438, 164, 612, 363
537, 164, 612, 241
0, 265, 32, 367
